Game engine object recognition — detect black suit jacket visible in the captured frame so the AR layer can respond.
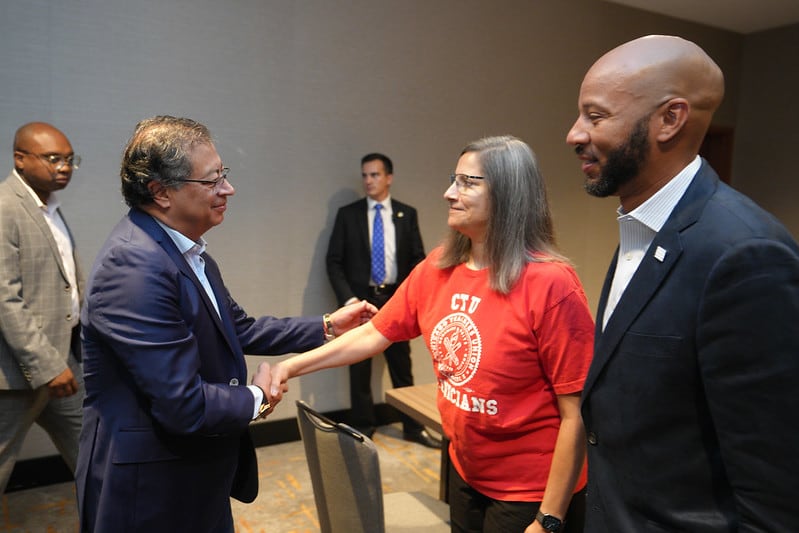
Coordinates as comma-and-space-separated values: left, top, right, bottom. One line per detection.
582, 161, 799, 531
326, 198, 425, 305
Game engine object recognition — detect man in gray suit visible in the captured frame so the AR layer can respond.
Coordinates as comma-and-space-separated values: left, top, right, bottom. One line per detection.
0, 122, 84, 493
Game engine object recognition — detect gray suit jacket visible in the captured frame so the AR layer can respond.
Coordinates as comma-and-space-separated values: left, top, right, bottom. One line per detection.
0, 172, 84, 389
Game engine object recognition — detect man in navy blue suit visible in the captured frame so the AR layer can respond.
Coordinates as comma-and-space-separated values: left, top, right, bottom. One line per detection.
567, 35, 799, 532
75, 116, 375, 532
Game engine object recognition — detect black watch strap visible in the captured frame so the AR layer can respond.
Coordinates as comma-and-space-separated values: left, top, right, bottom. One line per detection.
535, 510, 564, 532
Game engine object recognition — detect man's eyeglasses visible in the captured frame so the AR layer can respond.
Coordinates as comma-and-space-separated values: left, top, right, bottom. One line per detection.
176, 167, 230, 191
18, 150, 81, 171
449, 173, 485, 192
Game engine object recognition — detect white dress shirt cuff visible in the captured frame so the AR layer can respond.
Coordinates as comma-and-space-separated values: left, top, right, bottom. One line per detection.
247, 385, 264, 419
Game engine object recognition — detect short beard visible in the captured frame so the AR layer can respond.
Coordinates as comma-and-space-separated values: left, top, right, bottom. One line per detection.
584, 115, 650, 198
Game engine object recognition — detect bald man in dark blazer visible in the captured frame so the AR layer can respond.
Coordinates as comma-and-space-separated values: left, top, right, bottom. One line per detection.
567, 35, 799, 531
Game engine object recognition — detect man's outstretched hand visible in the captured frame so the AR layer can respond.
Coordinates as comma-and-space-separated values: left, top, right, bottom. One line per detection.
328, 300, 378, 336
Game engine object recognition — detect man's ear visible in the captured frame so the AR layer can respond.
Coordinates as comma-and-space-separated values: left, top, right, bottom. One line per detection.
656, 98, 689, 143
148, 180, 171, 209
13, 151, 25, 172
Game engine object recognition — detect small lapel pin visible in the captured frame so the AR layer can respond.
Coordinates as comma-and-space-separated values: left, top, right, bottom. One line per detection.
396, 211, 404, 218
654, 246, 667, 262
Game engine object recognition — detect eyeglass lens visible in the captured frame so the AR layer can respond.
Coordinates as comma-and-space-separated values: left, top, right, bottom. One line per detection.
213, 168, 230, 188
449, 174, 479, 191
20, 150, 81, 170
43, 154, 81, 170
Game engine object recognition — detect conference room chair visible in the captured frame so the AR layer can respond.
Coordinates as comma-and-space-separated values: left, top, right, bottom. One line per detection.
296, 400, 450, 533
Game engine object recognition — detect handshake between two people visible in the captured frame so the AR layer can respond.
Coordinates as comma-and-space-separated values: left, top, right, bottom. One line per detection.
250, 299, 379, 417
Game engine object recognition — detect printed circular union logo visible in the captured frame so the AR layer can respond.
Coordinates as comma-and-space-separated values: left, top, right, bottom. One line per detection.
430, 312, 482, 386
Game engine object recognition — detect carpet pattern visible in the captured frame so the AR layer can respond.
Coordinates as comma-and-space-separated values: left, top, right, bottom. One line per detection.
2, 423, 441, 533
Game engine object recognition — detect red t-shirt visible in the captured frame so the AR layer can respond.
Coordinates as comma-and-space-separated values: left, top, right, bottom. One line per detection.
373, 247, 594, 501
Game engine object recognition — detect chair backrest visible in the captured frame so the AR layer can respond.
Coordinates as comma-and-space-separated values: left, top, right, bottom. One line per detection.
296, 400, 386, 533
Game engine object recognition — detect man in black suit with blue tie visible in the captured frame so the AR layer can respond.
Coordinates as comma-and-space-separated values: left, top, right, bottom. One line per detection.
567, 35, 799, 531
327, 153, 440, 448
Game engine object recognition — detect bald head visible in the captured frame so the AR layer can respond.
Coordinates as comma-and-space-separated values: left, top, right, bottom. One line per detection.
589, 35, 724, 145
14, 122, 70, 153
567, 36, 726, 209
12, 122, 76, 203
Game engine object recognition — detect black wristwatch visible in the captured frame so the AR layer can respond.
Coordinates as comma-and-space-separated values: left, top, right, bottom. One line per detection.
536, 510, 564, 532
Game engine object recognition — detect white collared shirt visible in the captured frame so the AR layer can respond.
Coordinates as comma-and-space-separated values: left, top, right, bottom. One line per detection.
602, 156, 702, 329
367, 195, 397, 285
154, 219, 264, 418
15, 170, 80, 327
155, 221, 220, 318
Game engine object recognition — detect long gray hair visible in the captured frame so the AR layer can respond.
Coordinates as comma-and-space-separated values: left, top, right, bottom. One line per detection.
438, 135, 567, 293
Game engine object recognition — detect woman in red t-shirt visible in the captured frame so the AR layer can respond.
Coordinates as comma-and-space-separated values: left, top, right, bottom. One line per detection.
271, 136, 594, 533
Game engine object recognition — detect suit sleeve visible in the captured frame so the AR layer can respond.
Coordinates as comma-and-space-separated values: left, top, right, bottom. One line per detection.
0, 201, 66, 387
204, 256, 323, 354
326, 208, 355, 305
85, 244, 255, 436
697, 238, 799, 528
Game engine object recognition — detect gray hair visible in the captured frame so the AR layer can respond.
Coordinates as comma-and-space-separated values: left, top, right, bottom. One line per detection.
120, 115, 212, 207
438, 135, 567, 294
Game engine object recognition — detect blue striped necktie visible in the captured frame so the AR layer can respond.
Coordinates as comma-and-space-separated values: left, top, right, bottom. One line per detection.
371, 204, 385, 285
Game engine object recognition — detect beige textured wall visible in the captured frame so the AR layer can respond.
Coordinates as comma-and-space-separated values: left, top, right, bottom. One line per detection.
732, 23, 799, 238
0, 0, 751, 458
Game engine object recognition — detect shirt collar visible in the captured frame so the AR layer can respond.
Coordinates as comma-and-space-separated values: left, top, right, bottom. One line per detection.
13, 169, 61, 214
154, 218, 207, 256
618, 155, 702, 232
367, 195, 391, 211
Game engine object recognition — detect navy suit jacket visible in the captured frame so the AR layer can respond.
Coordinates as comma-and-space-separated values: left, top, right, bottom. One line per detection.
326, 197, 425, 305
582, 161, 799, 531
76, 208, 322, 532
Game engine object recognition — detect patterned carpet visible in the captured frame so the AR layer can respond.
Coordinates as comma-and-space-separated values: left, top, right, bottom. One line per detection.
2, 423, 442, 533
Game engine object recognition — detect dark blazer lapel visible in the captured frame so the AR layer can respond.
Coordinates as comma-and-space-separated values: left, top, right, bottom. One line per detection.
595, 247, 619, 330
585, 231, 684, 394
202, 253, 246, 372
584, 162, 718, 395
129, 209, 234, 347
391, 199, 407, 250
357, 198, 370, 255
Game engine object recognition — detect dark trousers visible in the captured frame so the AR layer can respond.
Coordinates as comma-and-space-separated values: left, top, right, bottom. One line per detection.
448, 461, 586, 533
349, 339, 423, 434
349, 288, 423, 435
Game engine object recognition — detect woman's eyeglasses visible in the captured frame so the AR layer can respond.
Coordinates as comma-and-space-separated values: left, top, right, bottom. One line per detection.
449, 173, 484, 192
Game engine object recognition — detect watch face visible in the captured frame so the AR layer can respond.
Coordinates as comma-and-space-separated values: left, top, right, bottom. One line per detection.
541, 515, 562, 531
